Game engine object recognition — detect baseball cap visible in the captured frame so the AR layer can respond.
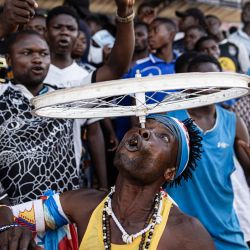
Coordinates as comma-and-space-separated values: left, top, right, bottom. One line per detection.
176, 8, 205, 20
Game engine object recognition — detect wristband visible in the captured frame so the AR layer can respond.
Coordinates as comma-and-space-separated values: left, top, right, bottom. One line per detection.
116, 11, 134, 23
0, 224, 19, 233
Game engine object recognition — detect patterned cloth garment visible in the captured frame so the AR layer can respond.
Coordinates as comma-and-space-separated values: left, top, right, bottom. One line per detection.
0, 83, 79, 205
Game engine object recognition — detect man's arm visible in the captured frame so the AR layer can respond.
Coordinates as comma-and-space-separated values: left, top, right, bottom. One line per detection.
0, 0, 38, 38
87, 121, 108, 189
95, 0, 135, 82
234, 116, 250, 179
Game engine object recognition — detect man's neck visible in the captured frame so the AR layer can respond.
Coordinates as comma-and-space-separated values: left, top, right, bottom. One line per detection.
187, 105, 217, 131
155, 45, 174, 63
133, 50, 149, 62
50, 52, 74, 69
243, 23, 250, 37
112, 175, 162, 223
13, 79, 44, 96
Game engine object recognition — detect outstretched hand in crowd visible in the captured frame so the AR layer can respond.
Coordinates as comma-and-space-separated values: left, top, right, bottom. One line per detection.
0, 0, 38, 38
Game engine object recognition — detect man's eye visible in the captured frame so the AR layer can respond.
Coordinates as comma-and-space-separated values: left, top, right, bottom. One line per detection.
160, 134, 169, 142
40, 52, 49, 57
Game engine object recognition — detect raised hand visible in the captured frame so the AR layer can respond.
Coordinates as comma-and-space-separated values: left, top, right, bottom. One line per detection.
115, 0, 135, 17
0, 0, 38, 37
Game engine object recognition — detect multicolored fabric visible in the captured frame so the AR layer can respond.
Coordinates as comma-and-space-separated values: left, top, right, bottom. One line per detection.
11, 191, 78, 250
148, 114, 190, 178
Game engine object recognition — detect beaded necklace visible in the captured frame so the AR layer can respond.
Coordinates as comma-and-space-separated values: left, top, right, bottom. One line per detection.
102, 186, 165, 250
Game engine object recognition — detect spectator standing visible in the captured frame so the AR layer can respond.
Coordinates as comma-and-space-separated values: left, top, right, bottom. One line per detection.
184, 25, 206, 52
24, 12, 47, 37
174, 8, 207, 53
166, 54, 250, 250
127, 17, 178, 103
206, 14, 249, 73
230, 2, 250, 60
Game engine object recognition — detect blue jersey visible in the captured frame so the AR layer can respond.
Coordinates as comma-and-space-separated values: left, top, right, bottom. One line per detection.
166, 106, 248, 250
126, 53, 178, 104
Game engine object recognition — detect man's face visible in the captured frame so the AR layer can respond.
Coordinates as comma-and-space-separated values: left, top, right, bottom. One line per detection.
242, 3, 250, 24
179, 15, 198, 32
72, 31, 87, 58
184, 28, 204, 51
7, 34, 50, 87
199, 39, 220, 59
25, 16, 46, 37
148, 21, 173, 50
135, 25, 148, 53
114, 119, 178, 185
206, 16, 221, 36
46, 14, 78, 56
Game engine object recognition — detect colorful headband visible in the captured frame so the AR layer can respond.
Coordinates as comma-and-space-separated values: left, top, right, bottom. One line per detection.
147, 114, 190, 179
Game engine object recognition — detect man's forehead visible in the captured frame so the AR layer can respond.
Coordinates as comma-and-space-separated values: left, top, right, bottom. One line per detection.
146, 119, 172, 131
13, 35, 48, 49
50, 14, 78, 25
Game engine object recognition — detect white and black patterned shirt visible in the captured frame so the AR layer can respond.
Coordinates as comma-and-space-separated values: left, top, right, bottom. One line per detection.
0, 83, 80, 205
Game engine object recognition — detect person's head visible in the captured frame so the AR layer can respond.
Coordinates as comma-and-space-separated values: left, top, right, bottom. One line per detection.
184, 25, 206, 51
85, 15, 103, 36
148, 17, 177, 50
71, 30, 87, 59
134, 22, 149, 53
137, 2, 156, 24
5, 30, 50, 88
175, 51, 199, 73
176, 8, 207, 32
188, 54, 222, 73
242, 1, 250, 25
205, 15, 221, 36
46, 6, 79, 56
114, 114, 202, 187
195, 36, 220, 59
24, 14, 47, 37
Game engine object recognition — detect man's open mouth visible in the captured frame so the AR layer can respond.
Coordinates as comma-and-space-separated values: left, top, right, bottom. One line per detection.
125, 133, 142, 152
31, 66, 44, 74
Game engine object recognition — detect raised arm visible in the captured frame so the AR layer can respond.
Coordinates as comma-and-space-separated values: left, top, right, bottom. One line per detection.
87, 121, 108, 189
0, 0, 38, 38
95, 0, 135, 82
234, 116, 250, 179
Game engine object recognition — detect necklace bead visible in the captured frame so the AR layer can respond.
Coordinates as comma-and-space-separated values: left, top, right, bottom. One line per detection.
102, 187, 165, 249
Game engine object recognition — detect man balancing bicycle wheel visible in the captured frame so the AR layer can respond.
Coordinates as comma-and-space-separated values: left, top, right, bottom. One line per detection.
0, 114, 215, 250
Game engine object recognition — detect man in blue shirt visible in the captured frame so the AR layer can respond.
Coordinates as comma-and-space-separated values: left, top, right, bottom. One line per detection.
166, 54, 250, 250
126, 17, 179, 104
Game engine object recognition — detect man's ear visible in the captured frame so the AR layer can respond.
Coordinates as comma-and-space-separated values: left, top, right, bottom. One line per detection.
5, 54, 11, 67
164, 167, 176, 182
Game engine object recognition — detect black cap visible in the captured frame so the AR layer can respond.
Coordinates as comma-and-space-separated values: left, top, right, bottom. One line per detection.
176, 8, 204, 20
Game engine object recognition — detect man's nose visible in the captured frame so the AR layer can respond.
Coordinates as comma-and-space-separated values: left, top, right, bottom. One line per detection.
60, 26, 70, 35
139, 128, 151, 140
32, 54, 42, 64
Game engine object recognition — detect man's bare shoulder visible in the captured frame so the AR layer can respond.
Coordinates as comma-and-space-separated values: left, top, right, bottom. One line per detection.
159, 205, 215, 250
61, 188, 107, 221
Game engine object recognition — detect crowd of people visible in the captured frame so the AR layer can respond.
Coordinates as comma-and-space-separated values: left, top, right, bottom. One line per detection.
0, 0, 249, 249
